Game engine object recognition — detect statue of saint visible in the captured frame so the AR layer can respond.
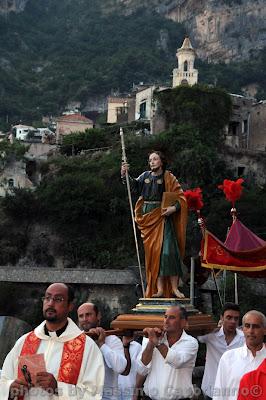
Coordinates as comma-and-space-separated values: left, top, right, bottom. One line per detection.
121, 151, 187, 298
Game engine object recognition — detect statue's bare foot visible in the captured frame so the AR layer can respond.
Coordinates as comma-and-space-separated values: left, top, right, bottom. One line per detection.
172, 289, 185, 299
152, 292, 164, 298
145, 286, 150, 298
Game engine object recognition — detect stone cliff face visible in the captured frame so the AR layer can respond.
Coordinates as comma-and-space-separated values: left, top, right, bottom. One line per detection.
0, 0, 28, 14
105, 0, 266, 63
166, 0, 266, 63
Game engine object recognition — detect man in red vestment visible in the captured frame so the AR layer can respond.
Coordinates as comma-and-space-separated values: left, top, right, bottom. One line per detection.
0, 283, 105, 400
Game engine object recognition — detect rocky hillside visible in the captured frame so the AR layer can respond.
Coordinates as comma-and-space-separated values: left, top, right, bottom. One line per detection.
0, 0, 186, 127
2, 0, 265, 62
103, 0, 266, 62
0, 0, 266, 128
166, 0, 266, 63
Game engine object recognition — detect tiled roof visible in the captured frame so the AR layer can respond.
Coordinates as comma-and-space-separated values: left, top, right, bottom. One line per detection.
57, 114, 93, 123
12, 124, 35, 129
108, 97, 130, 103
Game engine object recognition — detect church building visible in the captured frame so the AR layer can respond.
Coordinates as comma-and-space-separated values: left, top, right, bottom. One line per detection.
172, 37, 198, 87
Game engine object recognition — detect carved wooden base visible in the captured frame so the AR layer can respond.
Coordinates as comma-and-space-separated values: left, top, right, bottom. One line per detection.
111, 298, 217, 335
133, 297, 197, 314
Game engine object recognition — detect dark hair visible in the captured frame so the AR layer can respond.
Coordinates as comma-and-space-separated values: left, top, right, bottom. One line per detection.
66, 284, 75, 304
221, 302, 240, 316
91, 303, 99, 315
148, 150, 167, 171
46, 283, 75, 303
179, 306, 188, 320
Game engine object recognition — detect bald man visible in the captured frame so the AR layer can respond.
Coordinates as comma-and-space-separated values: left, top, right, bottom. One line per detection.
78, 302, 127, 400
0, 283, 105, 400
213, 310, 266, 400
136, 306, 198, 400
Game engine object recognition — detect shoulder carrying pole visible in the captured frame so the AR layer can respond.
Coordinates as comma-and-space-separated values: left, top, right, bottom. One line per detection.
120, 127, 145, 298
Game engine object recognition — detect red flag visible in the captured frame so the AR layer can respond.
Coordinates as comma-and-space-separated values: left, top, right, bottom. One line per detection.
201, 221, 266, 278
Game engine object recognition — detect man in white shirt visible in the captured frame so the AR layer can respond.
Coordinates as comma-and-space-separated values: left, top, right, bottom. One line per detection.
0, 283, 105, 400
136, 306, 199, 400
198, 302, 245, 399
118, 335, 142, 400
213, 310, 266, 400
77, 302, 127, 400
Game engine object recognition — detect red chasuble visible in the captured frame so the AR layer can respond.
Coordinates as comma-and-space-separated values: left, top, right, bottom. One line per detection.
17, 330, 86, 399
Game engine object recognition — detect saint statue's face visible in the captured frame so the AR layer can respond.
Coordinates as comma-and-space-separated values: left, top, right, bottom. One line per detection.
149, 152, 163, 173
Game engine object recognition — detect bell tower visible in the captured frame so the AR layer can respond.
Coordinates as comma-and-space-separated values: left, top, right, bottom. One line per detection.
172, 37, 198, 87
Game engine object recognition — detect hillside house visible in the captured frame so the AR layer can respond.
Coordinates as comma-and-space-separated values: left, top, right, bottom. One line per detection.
56, 113, 93, 143
107, 96, 135, 124
0, 159, 33, 197
250, 101, 266, 151
12, 125, 35, 141
223, 95, 266, 185
225, 94, 254, 149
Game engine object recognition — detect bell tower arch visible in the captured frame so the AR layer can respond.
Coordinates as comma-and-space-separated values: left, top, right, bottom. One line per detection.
172, 37, 198, 87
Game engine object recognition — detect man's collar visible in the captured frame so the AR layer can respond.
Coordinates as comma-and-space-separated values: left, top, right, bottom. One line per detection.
44, 321, 68, 337
35, 318, 82, 342
243, 343, 266, 357
166, 329, 186, 344
219, 326, 243, 338
217, 326, 224, 337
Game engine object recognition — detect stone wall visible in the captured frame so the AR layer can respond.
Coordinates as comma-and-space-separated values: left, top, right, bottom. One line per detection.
223, 146, 266, 185
0, 159, 33, 197
0, 267, 141, 327
0, 316, 31, 366
0, 266, 143, 365
250, 102, 266, 151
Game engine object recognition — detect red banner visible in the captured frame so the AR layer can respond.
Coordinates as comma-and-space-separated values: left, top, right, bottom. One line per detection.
201, 230, 266, 277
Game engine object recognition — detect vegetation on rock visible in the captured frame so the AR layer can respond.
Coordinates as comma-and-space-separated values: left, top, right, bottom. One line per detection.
0, 1, 266, 131
0, 86, 265, 270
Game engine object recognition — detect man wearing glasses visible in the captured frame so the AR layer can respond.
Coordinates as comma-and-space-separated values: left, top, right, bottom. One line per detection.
0, 282, 105, 400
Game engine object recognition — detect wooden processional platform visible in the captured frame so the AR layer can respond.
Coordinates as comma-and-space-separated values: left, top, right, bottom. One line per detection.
111, 298, 217, 336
